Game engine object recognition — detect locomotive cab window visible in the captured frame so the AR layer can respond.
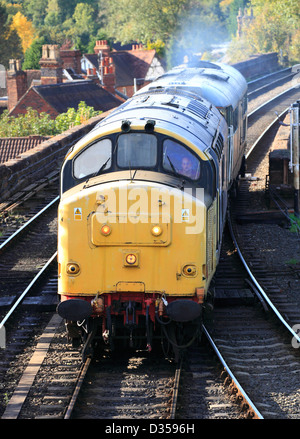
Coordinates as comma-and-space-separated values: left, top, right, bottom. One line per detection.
117, 133, 157, 168
163, 139, 200, 180
73, 138, 112, 179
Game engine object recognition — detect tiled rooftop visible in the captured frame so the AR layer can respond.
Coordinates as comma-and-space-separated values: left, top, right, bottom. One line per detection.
33, 80, 121, 114
0, 135, 50, 164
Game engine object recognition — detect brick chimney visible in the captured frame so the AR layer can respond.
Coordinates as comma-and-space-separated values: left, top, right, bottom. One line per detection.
39, 45, 63, 85
131, 44, 144, 51
86, 67, 98, 82
60, 49, 82, 74
100, 56, 116, 94
6, 59, 28, 112
94, 40, 110, 56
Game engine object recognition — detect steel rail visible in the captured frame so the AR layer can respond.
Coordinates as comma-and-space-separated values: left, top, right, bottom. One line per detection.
246, 84, 300, 159
202, 324, 264, 419
238, 82, 300, 344
246, 107, 289, 159
64, 357, 92, 419
169, 358, 182, 419
227, 215, 300, 345
247, 73, 294, 99
0, 195, 60, 252
247, 67, 291, 87
0, 251, 57, 349
248, 84, 298, 119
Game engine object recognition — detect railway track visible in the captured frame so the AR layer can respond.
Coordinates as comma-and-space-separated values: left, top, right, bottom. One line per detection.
247, 87, 300, 156
1, 67, 300, 420
1, 316, 258, 420
0, 221, 264, 420
0, 178, 59, 416
200, 215, 300, 419
247, 67, 294, 100
2, 316, 176, 419
0, 199, 58, 313
0, 173, 59, 247
203, 74, 300, 419
173, 73, 300, 419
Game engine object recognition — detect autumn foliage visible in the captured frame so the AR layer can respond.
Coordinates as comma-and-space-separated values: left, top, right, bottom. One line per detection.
226, 0, 300, 64
10, 12, 36, 54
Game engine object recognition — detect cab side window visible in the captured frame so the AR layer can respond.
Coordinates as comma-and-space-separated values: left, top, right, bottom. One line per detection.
162, 139, 200, 180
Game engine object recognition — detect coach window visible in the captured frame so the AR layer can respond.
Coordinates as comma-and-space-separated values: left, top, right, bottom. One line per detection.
117, 133, 157, 168
73, 138, 112, 179
162, 139, 200, 180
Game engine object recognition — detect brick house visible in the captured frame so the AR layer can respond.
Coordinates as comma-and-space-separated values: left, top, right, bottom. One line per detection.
7, 45, 123, 118
81, 40, 165, 98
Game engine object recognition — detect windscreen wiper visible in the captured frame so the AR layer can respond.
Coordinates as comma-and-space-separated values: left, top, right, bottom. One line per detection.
167, 155, 177, 174
98, 157, 111, 173
167, 155, 186, 188
83, 157, 111, 189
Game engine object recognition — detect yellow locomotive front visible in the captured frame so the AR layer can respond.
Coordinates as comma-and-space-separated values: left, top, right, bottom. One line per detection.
57, 90, 226, 358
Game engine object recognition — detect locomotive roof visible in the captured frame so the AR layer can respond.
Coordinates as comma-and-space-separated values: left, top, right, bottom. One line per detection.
68, 87, 227, 163
137, 61, 247, 109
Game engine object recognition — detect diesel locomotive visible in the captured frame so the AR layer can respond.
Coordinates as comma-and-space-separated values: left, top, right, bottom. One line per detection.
57, 60, 247, 359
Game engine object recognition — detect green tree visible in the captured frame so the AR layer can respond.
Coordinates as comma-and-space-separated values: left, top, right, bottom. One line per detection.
0, 2, 23, 68
23, 0, 48, 27
0, 102, 102, 137
67, 3, 97, 52
104, 0, 227, 67
104, 0, 188, 45
55, 101, 101, 132
220, 0, 250, 37
146, 40, 166, 58
44, 0, 63, 27
0, 108, 56, 137
73, 3, 96, 33
22, 37, 48, 69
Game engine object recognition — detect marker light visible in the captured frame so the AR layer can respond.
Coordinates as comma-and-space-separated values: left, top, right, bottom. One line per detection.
66, 263, 80, 275
183, 265, 197, 276
125, 253, 137, 265
101, 224, 111, 236
151, 225, 162, 236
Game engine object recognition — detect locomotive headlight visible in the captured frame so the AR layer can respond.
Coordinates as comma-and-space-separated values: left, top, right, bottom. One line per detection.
125, 253, 137, 265
123, 251, 139, 267
151, 225, 162, 236
66, 263, 80, 275
100, 224, 111, 236
182, 264, 197, 277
